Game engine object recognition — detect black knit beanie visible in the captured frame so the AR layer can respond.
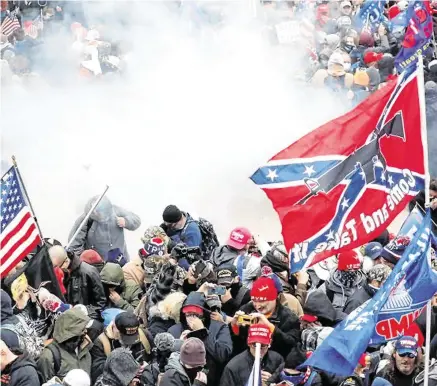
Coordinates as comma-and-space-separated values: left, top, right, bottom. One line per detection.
163, 205, 182, 224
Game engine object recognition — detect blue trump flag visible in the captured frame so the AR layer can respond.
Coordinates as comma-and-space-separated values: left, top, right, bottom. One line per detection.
304, 210, 437, 376
395, 0, 433, 73
355, 0, 387, 31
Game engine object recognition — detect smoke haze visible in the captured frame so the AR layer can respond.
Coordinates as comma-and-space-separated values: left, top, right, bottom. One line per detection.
2, 1, 349, 255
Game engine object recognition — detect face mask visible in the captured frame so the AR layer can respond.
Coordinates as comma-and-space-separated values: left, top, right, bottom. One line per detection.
338, 270, 359, 287
63, 336, 82, 352
344, 62, 351, 72
183, 366, 203, 381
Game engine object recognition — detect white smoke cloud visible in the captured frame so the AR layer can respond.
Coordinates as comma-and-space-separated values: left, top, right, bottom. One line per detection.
2, 1, 348, 256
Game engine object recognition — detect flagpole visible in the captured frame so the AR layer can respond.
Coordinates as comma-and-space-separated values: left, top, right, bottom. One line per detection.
11, 155, 44, 243
418, 54, 431, 386
66, 185, 109, 250
253, 343, 261, 386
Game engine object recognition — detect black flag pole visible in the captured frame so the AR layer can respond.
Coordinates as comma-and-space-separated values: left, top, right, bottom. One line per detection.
11, 155, 44, 243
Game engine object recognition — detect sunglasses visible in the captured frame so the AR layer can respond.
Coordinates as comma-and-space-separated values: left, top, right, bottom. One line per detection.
398, 352, 416, 358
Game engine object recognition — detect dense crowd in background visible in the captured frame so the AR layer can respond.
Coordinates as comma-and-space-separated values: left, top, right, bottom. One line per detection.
2, 1, 437, 386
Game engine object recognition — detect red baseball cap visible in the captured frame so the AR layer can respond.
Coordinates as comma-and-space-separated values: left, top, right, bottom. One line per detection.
227, 227, 251, 250
247, 324, 272, 345
337, 250, 361, 271
182, 305, 204, 315
300, 314, 318, 323
364, 51, 384, 65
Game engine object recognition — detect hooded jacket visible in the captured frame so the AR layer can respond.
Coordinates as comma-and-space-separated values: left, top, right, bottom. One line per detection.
168, 292, 233, 386
219, 349, 284, 386
123, 258, 145, 288
235, 301, 301, 359
210, 245, 239, 268
320, 270, 366, 310
2, 353, 40, 386
303, 290, 346, 327
95, 347, 140, 386
37, 308, 93, 383
68, 196, 141, 260
90, 321, 150, 384
147, 292, 187, 339
160, 352, 204, 386
100, 262, 143, 313
343, 281, 377, 314
64, 255, 106, 320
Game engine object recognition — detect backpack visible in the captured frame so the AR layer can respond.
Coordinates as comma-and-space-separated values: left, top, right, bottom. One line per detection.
2, 314, 44, 360
183, 216, 219, 259
46, 343, 62, 376
98, 327, 151, 358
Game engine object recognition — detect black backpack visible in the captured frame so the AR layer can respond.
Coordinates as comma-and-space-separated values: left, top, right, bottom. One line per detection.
46, 342, 62, 375
183, 216, 219, 259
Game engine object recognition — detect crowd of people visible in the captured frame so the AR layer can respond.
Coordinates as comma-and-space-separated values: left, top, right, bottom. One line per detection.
0, 188, 436, 386
2, 0, 437, 386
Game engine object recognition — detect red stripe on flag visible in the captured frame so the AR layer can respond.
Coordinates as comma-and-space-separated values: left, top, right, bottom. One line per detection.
0, 222, 38, 265
0, 234, 40, 278
0, 211, 32, 250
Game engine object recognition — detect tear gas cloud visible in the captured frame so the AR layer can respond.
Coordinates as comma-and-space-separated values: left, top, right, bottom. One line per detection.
1, 1, 348, 255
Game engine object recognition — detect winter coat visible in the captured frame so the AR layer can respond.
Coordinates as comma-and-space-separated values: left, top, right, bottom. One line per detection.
64, 255, 106, 320
165, 213, 202, 248
168, 292, 233, 386
303, 290, 346, 327
100, 262, 143, 313
235, 301, 301, 359
219, 349, 284, 386
415, 360, 437, 386
123, 258, 145, 288
37, 309, 93, 383
160, 353, 204, 386
94, 347, 141, 386
1, 354, 40, 386
210, 245, 239, 268
343, 282, 377, 314
90, 322, 151, 384
320, 270, 366, 310
377, 360, 423, 386
68, 196, 141, 260
146, 292, 186, 338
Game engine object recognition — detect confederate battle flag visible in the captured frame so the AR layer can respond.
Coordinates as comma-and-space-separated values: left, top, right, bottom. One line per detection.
251, 67, 426, 272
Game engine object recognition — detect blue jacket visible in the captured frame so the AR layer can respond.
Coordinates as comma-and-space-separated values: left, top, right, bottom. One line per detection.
167, 214, 202, 247
168, 292, 233, 386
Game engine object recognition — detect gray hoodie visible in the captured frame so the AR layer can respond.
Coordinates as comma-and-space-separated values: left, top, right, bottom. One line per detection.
160, 353, 193, 386
96, 348, 140, 386
68, 196, 141, 260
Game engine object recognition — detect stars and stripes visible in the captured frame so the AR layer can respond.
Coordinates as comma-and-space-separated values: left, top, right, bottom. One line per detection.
23, 14, 43, 39
1, 12, 20, 37
0, 167, 41, 278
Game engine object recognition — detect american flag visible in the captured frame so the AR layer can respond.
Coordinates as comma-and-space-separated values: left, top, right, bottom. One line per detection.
24, 14, 43, 39
0, 167, 41, 278
1, 13, 20, 37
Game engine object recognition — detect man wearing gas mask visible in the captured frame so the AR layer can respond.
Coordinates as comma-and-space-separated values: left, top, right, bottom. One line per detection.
68, 195, 141, 260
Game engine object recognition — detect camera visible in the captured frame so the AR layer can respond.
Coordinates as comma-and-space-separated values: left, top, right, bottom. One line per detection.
237, 314, 256, 326
171, 243, 202, 264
